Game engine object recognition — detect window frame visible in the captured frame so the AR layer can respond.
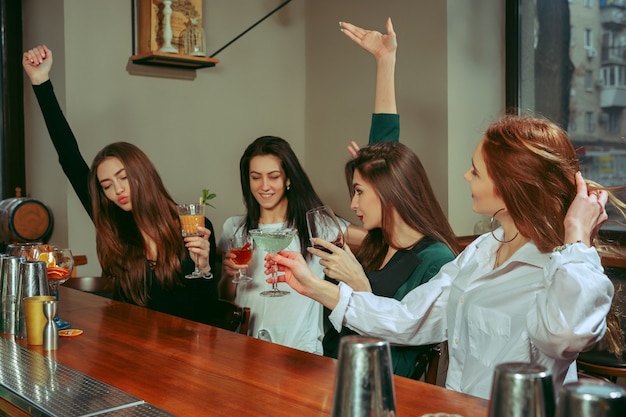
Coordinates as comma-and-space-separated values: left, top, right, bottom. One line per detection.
506, 0, 626, 244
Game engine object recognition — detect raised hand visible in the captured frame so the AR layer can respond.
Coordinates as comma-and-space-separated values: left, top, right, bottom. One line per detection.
347, 140, 361, 158
339, 17, 397, 60
23, 45, 53, 85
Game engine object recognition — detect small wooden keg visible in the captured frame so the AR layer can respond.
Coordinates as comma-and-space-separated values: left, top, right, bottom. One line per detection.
0, 197, 54, 243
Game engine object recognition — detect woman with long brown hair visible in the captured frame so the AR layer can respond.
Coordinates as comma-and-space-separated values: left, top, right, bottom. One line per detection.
320, 141, 459, 379
271, 114, 624, 399
23, 45, 218, 323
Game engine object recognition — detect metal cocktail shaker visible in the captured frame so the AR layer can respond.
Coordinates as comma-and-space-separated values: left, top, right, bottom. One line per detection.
488, 362, 555, 417
17, 260, 49, 339
331, 335, 396, 417
1, 255, 25, 335
556, 378, 626, 417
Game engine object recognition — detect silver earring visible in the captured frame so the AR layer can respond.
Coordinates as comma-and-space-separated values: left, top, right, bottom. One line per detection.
490, 208, 519, 243
286, 185, 291, 191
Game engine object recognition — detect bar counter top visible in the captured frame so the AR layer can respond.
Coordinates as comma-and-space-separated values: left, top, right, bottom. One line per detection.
1, 287, 488, 416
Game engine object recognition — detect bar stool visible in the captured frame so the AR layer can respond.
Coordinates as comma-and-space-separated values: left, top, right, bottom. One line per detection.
577, 347, 626, 383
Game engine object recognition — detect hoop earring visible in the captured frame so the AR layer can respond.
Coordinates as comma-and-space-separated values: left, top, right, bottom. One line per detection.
490, 208, 519, 243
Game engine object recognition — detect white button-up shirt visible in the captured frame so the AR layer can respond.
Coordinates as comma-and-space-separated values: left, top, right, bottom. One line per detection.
329, 231, 614, 399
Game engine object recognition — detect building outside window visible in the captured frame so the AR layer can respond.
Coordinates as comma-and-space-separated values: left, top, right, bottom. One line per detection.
513, 0, 626, 234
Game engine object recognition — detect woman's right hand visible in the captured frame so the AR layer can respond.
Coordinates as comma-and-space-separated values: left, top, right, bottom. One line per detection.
23, 45, 52, 85
222, 253, 247, 277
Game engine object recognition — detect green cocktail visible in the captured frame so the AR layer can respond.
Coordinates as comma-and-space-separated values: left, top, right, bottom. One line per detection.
249, 228, 297, 297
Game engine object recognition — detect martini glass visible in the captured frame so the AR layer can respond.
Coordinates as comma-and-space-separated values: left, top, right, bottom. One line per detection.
249, 228, 297, 297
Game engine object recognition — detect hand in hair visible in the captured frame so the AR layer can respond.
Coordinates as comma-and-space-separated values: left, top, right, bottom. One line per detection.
563, 172, 609, 247
308, 238, 371, 292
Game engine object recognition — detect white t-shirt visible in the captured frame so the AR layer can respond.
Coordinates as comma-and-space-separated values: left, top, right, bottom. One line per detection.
219, 215, 348, 354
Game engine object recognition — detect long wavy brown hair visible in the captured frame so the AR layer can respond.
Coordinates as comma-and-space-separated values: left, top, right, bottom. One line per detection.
482, 115, 625, 356
345, 142, 460, 271
88, 142, 185, 306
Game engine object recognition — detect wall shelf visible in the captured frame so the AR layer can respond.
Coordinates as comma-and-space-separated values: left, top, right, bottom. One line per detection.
130, 52, 219, 70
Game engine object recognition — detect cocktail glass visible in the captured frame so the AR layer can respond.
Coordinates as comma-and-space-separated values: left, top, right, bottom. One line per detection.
249, 228, 297, 297
228, 235, 254, 284
177, 203, 210, 279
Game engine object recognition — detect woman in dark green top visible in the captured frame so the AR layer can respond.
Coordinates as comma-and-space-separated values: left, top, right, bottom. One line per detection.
317, 19, 460, 379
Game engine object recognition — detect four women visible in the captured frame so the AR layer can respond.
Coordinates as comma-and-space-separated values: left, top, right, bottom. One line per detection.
22, 17, 624, 400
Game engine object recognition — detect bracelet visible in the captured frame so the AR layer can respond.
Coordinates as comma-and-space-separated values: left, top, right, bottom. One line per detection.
552, 240, 583, 252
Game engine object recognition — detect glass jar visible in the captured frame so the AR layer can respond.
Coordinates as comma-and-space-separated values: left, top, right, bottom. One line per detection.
184, 17, 206, 57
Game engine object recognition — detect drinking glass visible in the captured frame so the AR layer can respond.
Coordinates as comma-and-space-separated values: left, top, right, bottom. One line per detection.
249, 228, 297, 297
177, 203, 210, 279
37, 248, 74, 330
306, 206, 345, 252
228, 235, 254, 284
5, 242, 43, 260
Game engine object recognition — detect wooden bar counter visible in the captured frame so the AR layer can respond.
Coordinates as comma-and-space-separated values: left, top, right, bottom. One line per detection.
3, 287, 488, 416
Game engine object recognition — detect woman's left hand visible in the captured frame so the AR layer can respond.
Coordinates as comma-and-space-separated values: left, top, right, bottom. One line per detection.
308, 238, 372, 292
185, 226, 212, 275
563, 172, 608, 246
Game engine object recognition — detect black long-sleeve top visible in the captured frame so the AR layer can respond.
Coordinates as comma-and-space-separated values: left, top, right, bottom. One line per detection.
32, 80, 218, 323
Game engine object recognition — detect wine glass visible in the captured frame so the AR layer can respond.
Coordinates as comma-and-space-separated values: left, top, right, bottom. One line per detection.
37, 248, 74, 330
306, 206, 345, 252
249, 228, 297, 297
228, 234, 254, 284
177, 203, 211, 279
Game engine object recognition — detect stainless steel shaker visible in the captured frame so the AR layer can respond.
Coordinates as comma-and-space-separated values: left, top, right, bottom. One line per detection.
331, 335, 396, 417
16, 260, 49, 339
488, 362, 555, 417
0, 255, 25, 335
556, 378, 626, 417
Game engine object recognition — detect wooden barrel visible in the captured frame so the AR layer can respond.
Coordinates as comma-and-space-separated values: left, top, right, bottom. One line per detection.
0, 197, 54, 243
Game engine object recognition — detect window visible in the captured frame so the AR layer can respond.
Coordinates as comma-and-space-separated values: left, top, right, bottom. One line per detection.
585, 70, 593, 90
509, 0, 626, 236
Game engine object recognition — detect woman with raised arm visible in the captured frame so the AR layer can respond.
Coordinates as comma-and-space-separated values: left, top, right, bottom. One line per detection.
270, 114, 625, 399
23, 45, 218, 324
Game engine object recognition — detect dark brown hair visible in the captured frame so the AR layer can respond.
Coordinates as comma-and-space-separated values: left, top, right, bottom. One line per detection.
88, 142, 185, 306
345, 141, 460, 271
239, 136, 324, 258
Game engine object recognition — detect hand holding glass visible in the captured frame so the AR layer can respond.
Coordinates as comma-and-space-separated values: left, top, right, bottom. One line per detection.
306, 206, 345, 252
228, 235, 254, 284
249, 228, 297, 297
177, 203, 210, 279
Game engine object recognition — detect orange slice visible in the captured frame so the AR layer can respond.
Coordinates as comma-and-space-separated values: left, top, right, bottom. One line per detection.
58, 329, 83, 337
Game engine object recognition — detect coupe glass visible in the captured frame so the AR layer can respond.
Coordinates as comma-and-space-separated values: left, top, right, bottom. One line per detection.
177, 203, 211, 279
249, 228, 297, 297
37, 247, 74, 330
306, 206, 345, 252
228, 234, 254, 284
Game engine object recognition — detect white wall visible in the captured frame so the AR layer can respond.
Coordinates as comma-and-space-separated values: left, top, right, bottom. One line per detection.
22, 0, 504, 276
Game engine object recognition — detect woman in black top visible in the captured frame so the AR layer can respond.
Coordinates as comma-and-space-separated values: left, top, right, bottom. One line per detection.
23, 45, 218, 323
